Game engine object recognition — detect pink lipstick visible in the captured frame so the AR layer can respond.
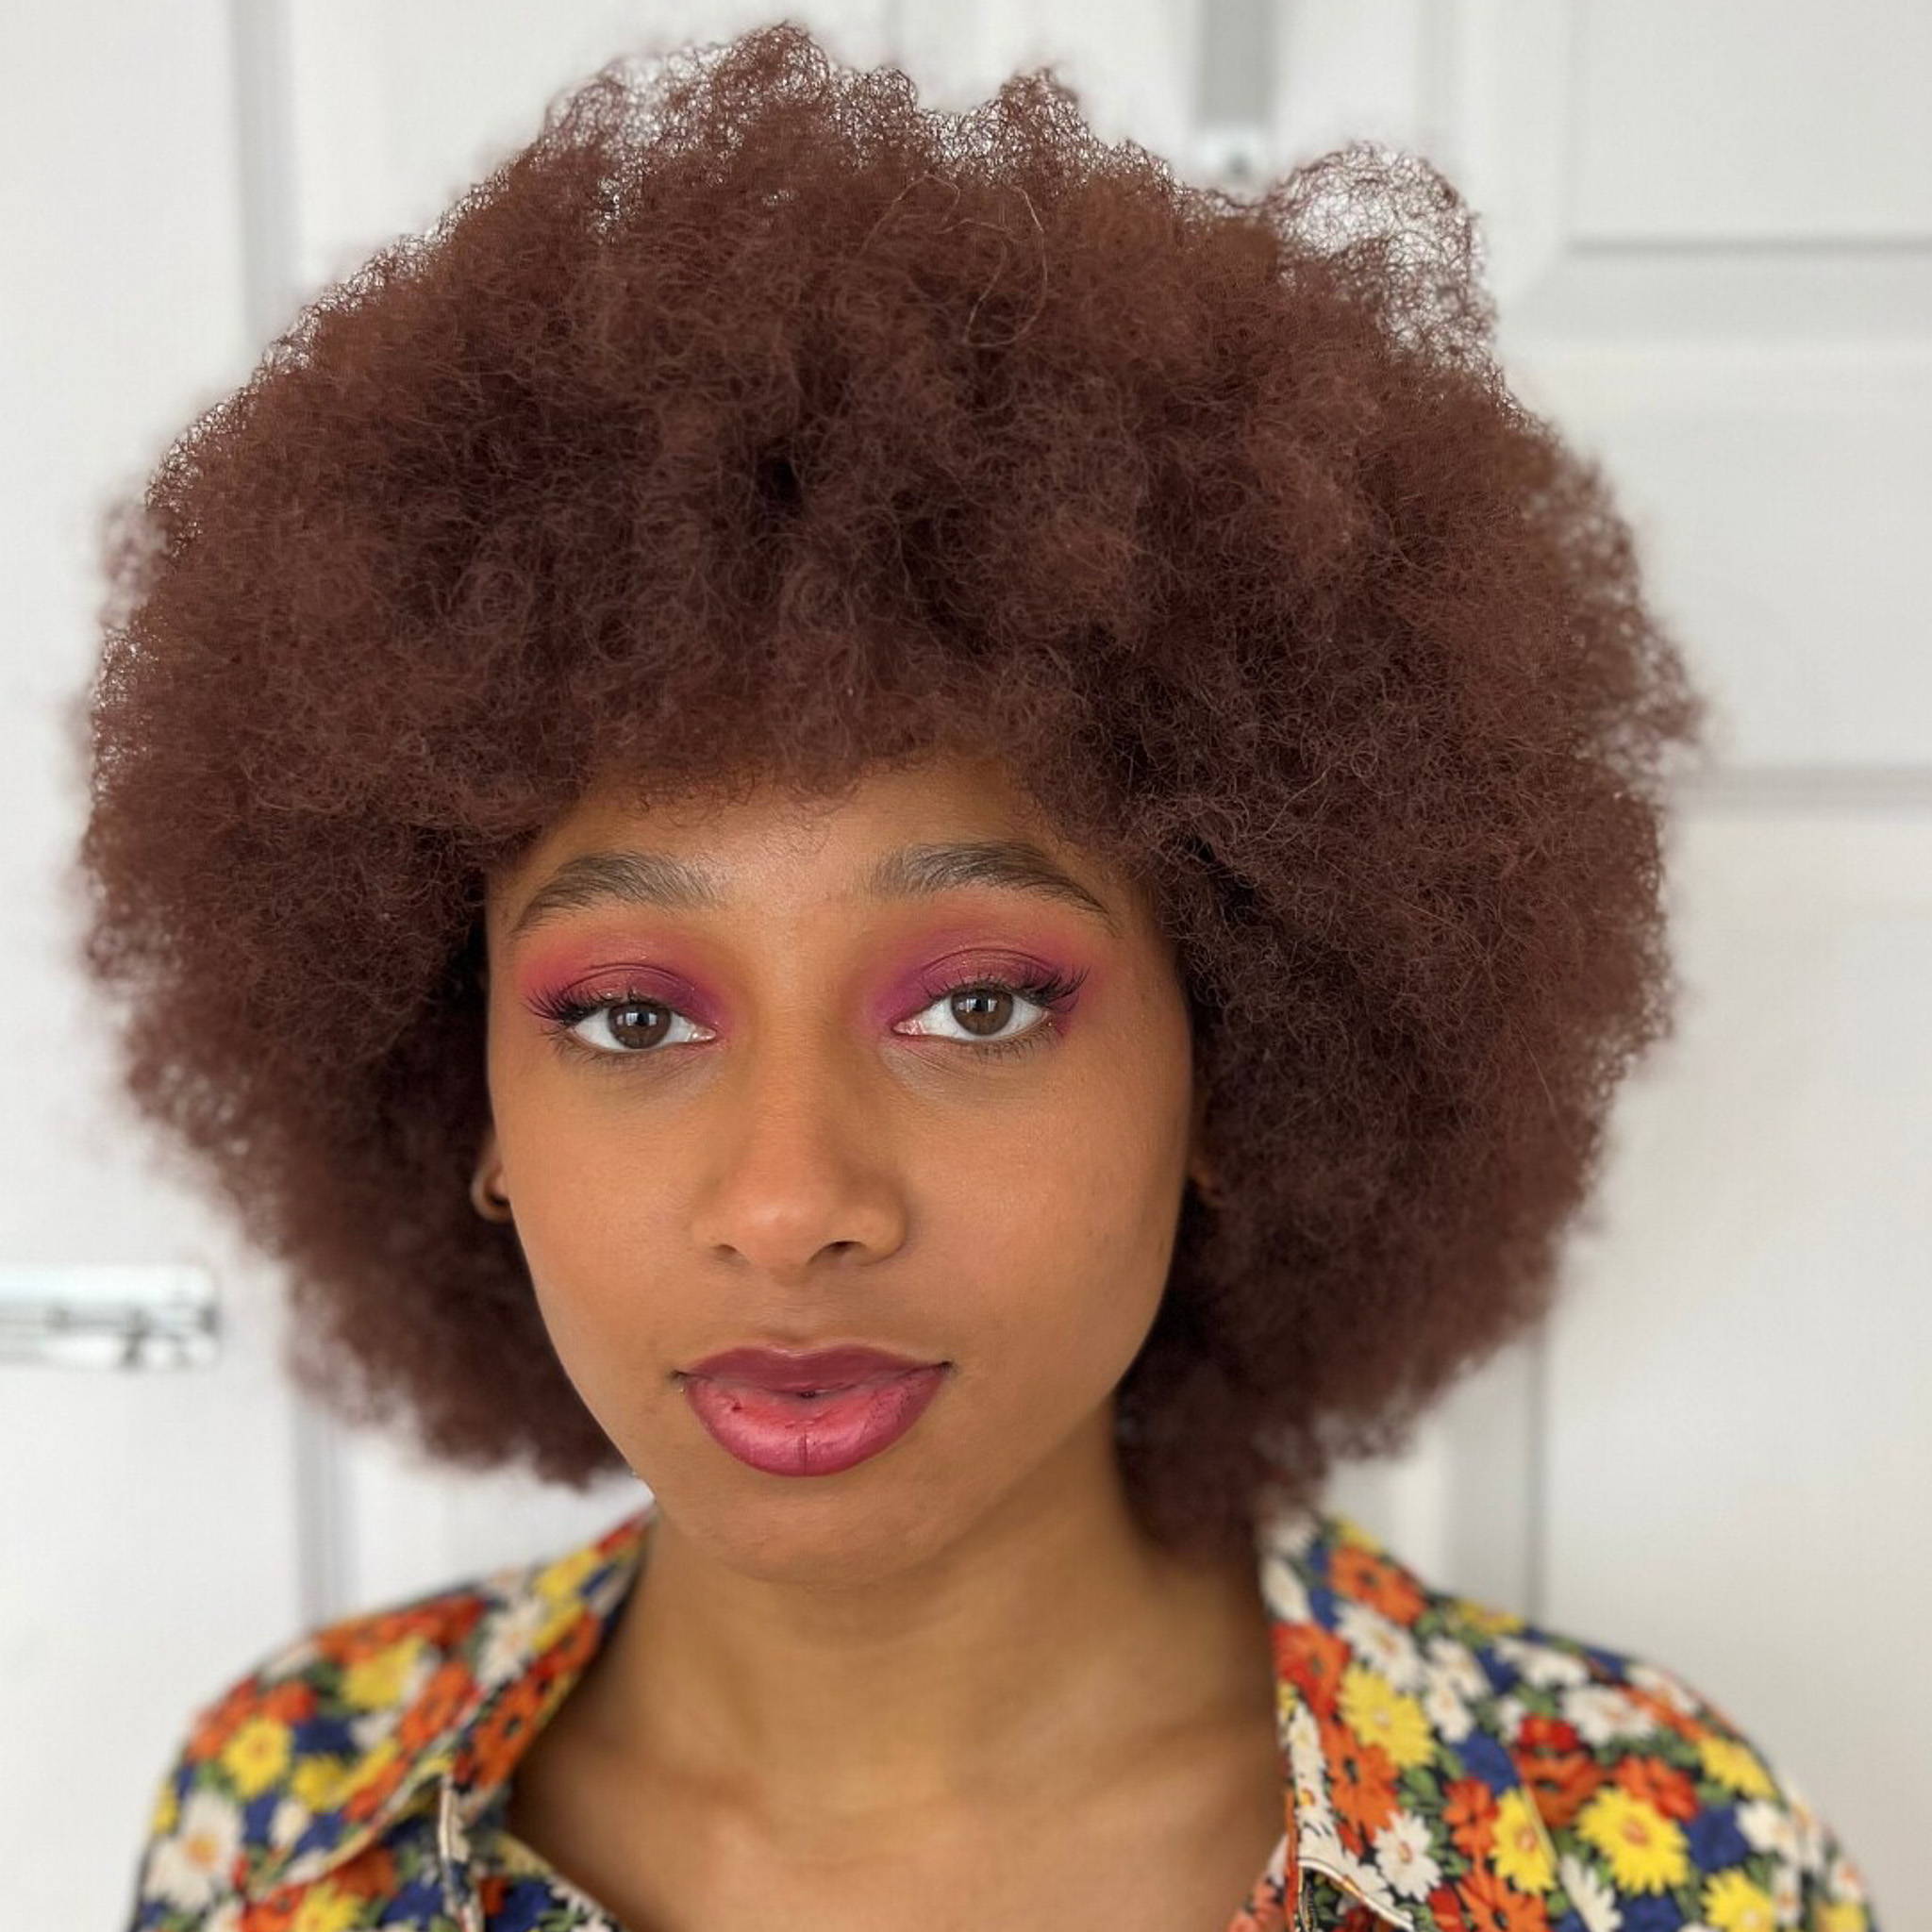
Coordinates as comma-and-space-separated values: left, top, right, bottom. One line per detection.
677, 1345, 949, 1476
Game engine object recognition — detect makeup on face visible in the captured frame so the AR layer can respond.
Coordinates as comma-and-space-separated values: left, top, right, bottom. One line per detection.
678, 1364, 953, 1476
487, 831, 1147, 1485
496, 835, 1124, 1050
508, 914, 1106, 1069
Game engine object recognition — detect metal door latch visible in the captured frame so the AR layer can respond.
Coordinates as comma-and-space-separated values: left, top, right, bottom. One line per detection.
0, 1265, 219, 1369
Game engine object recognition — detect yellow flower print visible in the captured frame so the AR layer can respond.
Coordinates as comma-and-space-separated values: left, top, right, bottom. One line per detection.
342, 1636, 424, 1710
1703, 1867, 1778, 1932
1448, 1596, 1525, 1637
532, 1598, 586, 1655
1575, 1786, 1690, 1893
219, 1714, 291, 1798
291, 1881, 368, 1932
1330, 1514, 1387, 1556
1339, 1664, 1432, 1771
291, 1754, 352, 1812
1818, 1904, 1870, 1932
341, 1736, 401, 1800
149, 1775, 179, 1837
1696, 1733, 1777, 1798
1491, 1788, 1556, 1893
535, 1544, 601, 1604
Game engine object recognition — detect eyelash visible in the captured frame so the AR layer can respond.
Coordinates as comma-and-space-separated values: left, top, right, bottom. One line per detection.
527, 966, 1090, 1071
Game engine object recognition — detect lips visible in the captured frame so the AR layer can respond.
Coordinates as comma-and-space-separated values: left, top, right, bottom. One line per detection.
681, 1344, 942, 1393
679, 1356, 951, 1476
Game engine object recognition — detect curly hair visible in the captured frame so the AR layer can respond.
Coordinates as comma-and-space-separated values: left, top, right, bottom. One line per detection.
73, 20, 1704, 1563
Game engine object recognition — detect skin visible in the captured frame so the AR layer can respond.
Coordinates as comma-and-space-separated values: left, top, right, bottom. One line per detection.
473, 745, 1286, 1930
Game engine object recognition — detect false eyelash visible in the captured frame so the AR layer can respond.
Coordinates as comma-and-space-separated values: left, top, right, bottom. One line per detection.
528, 985, 638, 1030
521, 983, 668, 1065
913, 963, 1090, 1061
528, 963, 1088, 1068
918, 963, 1088, 1014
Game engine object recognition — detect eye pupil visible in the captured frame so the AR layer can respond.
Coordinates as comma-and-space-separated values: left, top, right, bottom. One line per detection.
607, 1001, 671, 1050
952, 987, 1013, 1038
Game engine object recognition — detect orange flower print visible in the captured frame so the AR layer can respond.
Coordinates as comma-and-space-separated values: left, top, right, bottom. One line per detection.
1517, 1715, 1580, 1755
1431, 1865, 1553, 1932
340, 1741, 414, 1825
317, 1598, 486, 1668
237, 1884, 302, 1932
1444, 1776, 1500, 1860
595, 1514, 646, 1557
1622, 1681, 1704, 1742
1522, 1748, 1605, 1831
1322, 1712, 1401, 1841
1274, 1621, 1351, 1715
397, 1657, 478, 1752
1515, 1714, 1605, 1830
531, 1606, 600, 1686
257, 1679, 319, 1726
1612, 1753, 1700, 1822
123, 1504, 1886, 1932
187, 1677, 262, 1760
332, 1843, 400, 1899
1330, 1545, 1426, 1625
460, 1674, 553, 1791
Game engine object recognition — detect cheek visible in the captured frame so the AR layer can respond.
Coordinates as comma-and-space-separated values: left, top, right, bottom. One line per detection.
499, 1122, 683, 1373
487, 963, 1192, 1369
934, 1053, 1191, 1372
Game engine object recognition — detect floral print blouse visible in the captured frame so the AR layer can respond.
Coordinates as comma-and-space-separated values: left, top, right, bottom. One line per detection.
125, 1481, 1882, 1932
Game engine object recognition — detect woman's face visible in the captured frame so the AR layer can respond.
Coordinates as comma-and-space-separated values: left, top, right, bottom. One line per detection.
478, 746, 1208, 1577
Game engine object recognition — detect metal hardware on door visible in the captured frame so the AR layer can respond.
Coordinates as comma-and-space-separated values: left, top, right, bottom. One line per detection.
0, 1265, 219, 1369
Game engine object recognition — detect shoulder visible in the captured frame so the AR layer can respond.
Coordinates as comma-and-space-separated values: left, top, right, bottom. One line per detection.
126, 1574, 494, 1926
125, 1511, 648, 1927
1260, 1499, 1881, 1931
1455, 1607, 1880, 1932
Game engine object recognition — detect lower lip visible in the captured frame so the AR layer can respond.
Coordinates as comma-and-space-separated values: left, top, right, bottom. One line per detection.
680, 1366, 949, 1476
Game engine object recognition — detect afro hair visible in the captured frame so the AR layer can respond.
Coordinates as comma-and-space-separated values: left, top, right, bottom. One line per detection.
74, 20, 1705, 1562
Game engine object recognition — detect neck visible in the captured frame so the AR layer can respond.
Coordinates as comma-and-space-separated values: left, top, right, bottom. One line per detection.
565, 1411, 1277, 1849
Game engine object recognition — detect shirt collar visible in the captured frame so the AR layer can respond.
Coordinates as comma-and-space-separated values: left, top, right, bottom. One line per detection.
239, 1484, 1561, 1931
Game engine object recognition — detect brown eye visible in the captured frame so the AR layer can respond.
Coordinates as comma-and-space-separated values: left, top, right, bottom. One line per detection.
604, 1000, 675, 1051
537, 991, 714, 1058
894, 977, 1061, 1053
564, 996, 718, 1058
949, 987, 1015, 1038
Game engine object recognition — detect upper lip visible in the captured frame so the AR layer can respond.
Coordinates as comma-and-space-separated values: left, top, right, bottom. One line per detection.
681, 1345, 943, 1391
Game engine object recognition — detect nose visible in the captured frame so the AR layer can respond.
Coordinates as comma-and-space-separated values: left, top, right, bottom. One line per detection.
686, 1015, 909, 1278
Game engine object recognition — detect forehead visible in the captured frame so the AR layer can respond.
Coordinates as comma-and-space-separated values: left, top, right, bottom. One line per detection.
487, 748, 1153, 943
571, 748, 1043, 850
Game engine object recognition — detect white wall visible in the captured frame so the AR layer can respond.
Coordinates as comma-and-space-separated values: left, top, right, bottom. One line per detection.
3, 2, 1924, 1921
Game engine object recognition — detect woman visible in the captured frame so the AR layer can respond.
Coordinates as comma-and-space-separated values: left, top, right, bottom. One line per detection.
86, 23, 1879, 1932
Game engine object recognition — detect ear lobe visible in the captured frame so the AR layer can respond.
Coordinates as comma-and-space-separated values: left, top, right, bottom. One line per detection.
1186, 1083, 1222, 1206
470, 1125, 511, 1221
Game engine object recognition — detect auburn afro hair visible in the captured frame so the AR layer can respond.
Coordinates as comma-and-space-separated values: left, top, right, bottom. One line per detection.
73, 21, 1705, 1562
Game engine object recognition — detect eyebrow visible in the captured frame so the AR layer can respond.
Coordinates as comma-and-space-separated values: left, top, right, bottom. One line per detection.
505, 838, 1123, 943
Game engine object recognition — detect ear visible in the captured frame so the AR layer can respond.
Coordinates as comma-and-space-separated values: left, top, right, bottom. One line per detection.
469, 1124, 510, 1221
1185, 1076, 1221, 1206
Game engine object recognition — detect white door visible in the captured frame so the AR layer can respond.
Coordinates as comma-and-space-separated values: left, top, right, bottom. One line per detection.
4, 3, 1923, 1922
